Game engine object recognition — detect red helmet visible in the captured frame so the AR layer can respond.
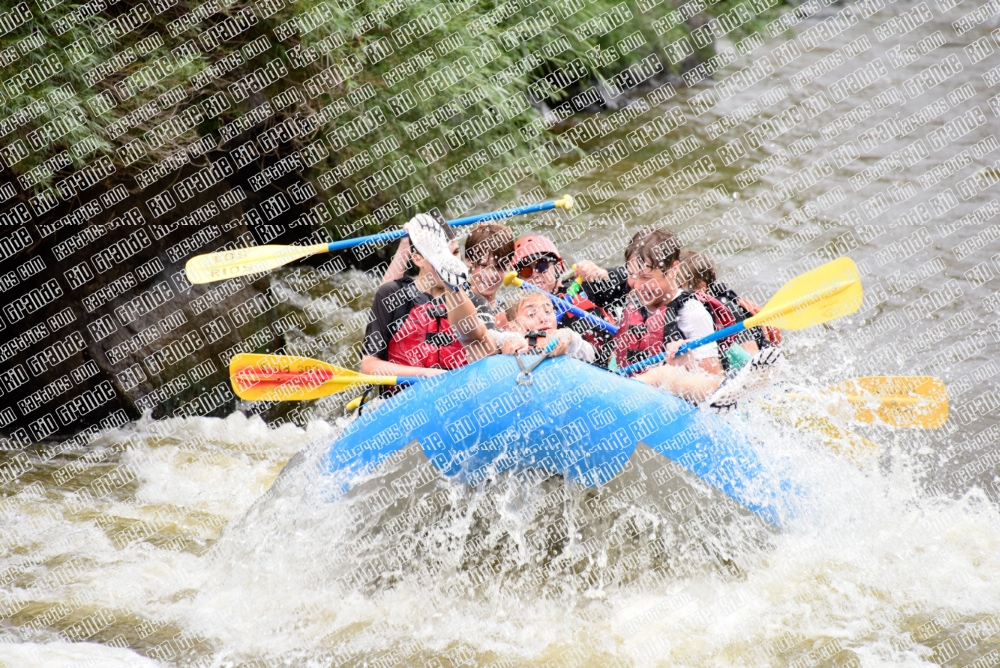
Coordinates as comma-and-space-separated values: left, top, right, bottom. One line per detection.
512, 235, 565, 273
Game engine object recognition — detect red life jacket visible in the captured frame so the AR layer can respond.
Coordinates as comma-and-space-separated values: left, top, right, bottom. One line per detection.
387, 297, 467, 370
694, 291, 739, 345
614, 290, 740, 373
555, 289, 616, 367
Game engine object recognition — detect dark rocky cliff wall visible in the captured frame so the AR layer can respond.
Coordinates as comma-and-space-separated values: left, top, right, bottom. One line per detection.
0, 167, 322, 444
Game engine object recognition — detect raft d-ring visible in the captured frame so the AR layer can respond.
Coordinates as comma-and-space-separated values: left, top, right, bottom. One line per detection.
515, 354, 534, 386
515, 348, 553, 386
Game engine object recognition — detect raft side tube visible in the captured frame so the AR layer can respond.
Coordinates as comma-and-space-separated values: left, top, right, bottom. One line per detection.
323, 357, 794, 527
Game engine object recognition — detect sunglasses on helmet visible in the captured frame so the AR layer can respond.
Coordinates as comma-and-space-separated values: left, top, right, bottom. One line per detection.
517, 259, 554, 279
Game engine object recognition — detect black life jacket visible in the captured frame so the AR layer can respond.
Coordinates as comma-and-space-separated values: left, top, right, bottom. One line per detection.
709, 282, 779, 349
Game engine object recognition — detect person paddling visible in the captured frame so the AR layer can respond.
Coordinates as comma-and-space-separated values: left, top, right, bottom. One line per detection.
382, 222, 515, 329
510, 234, 616, 366
612, 228, 730, 401
614, 229, 725, 375
680, 249, 781, 353
360, 214, 497, 384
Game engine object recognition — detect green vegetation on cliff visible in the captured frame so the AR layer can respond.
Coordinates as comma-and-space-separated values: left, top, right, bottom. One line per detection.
1, 0, 782, 229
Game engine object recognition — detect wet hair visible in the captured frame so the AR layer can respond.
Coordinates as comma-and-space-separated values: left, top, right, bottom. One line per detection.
464, 223, 515, 270
624, 228, 681, 272
504, 290, 551, 323
679, 249, 716, 289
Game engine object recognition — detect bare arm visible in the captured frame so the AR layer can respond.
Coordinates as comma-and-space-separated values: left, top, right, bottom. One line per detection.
696, 356, 723, 376
360, 355, 445, 378
381, 238, 411, 285
663, 340, 723, 377
574, 260, 610, 281
634, 364, 722, 403
443, 288, 500, 362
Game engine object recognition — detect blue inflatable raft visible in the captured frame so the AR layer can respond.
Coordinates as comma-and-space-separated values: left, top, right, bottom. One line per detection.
324, 356, 795, 528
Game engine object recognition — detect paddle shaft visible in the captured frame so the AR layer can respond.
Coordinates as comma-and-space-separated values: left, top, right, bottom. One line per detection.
334, 375, 421, 387
382, 376, 420, 387
619, 320, 746, 376
514, 280, 619, 335
324, 200, 564, 252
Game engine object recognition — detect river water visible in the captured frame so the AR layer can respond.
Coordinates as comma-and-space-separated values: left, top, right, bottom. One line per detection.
3, 3, 1000, 666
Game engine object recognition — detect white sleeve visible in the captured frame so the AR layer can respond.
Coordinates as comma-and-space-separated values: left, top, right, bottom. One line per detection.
677, 300, 718, 360
565, 330, 596, 363
487, 329, 521, 347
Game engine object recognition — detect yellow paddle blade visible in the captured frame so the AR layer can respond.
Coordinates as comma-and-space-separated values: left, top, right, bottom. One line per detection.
186, 243, 330, 284
229, 353, 397, 401
747, 256, 863, 331
760, 403, 883, 463
824, 376, 948, 429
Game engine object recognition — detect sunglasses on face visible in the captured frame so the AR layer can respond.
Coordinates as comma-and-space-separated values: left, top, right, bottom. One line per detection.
517, 260, 554, 279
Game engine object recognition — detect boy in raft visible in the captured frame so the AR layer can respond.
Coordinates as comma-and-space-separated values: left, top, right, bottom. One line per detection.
495, 290, 596, 362
464, 223, 516, 328
680, 249, 781, 356
361, 213, 498, 379
613, 228, 729, 402
676, 249, 757, 371
381, 222, 516, 329
510, 234, 617, 366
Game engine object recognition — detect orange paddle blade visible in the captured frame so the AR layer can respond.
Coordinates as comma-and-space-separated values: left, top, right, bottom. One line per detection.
825, 376, 948, 429
229, 353, 398, 401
